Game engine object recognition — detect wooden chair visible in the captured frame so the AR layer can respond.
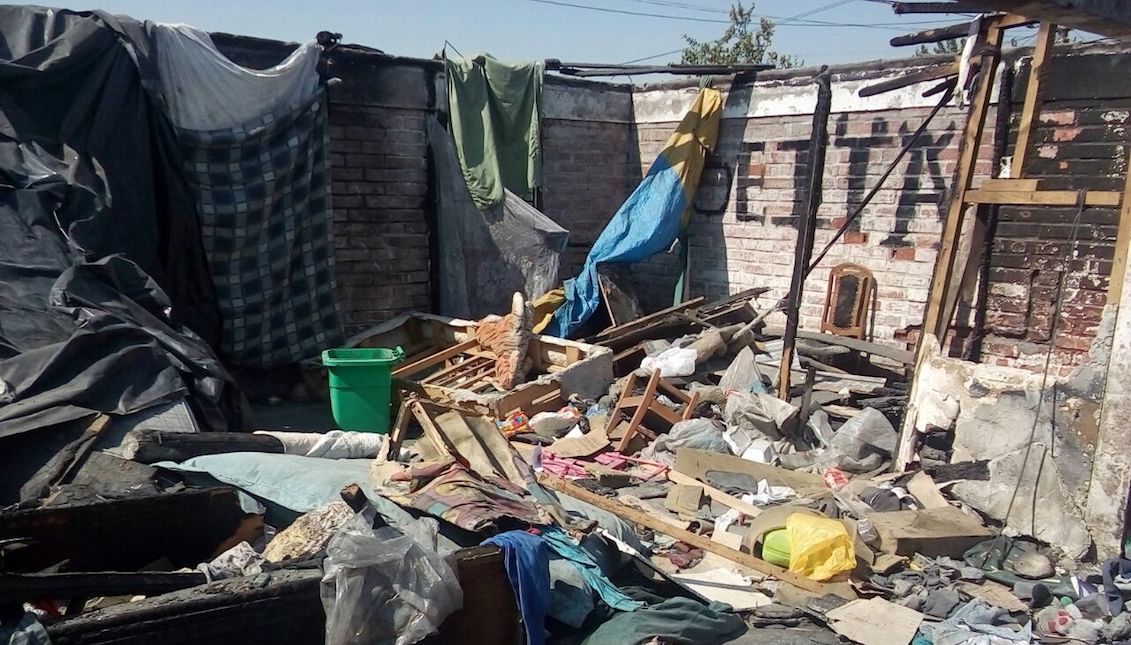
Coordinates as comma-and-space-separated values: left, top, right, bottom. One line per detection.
610, 369, 699, 453
820, 263, 875, 340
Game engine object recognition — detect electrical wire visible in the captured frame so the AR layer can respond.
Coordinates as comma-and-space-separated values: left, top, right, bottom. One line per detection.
523, 0, 966, 30
1002, 189, 1087, 533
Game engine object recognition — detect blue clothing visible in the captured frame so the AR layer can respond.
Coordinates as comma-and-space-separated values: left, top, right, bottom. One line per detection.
542, 527, 644, 613
483, 530, 550, 645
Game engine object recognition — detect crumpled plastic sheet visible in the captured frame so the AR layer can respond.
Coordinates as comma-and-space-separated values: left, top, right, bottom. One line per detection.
0, 613, 50, 645
640, 418, 730, 467
640, 346, 697, 378
320, 509, 463, 645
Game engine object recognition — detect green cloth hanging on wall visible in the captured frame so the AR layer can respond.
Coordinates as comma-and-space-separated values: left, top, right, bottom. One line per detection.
445, 54, 543, 209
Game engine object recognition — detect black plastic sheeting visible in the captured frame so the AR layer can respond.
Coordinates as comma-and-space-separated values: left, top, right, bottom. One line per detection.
0, 7, 244, 439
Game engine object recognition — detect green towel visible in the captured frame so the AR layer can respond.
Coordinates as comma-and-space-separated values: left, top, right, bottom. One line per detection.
445, 54, 543, 209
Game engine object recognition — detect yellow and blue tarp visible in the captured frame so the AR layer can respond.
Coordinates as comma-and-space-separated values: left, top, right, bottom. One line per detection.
545, 88, 722, 337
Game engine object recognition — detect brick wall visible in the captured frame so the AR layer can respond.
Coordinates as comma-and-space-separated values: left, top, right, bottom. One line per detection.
215, 36, 438, 339
585, 47, 1131, 374
541, 77, 638, 278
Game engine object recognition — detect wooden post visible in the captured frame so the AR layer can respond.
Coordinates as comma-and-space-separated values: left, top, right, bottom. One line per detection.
778, 70, 832, 399
1011, 22, 1057, 179
1108, 163, 1131, 302
920, 18, 1005, 345
898, 17, 1006, 469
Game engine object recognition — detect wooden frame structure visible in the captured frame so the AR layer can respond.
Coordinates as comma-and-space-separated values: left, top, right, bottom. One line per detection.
610, 369, 699, 452
820, 263, 876, 340
895, 13, 1131, 466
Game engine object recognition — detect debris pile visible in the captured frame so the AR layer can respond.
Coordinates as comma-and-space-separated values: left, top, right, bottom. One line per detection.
6, 289, 1125, 645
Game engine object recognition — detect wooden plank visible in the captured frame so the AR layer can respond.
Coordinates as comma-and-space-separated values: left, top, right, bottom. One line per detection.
120, 429, 284, 464
538, 473, 852, 598
762, 326, 914, 364
420, 355, 492, 385
667, 470, 763, 518
0, 488, 248, 573
858, 62, 957, 97
1108, 167, 1131, 302
920, 17, 1005, 345
978, 178, 1039, 191
0, 571, 208, 604
1011, 21, 1057, 179
392, 339, 478, 378
592, 297, 705, 342
964, 188, 1121, 206
618, 370, 661, 452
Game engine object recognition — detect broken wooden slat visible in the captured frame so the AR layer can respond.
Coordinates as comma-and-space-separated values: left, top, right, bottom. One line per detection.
392, 339, 479, 378
0, 487, 248, 572
592, 297, 705, 342
120, 429, 284, 464
667, 470, 763, 517
761, 326, 914, 364
0, 571, 207, 604
964, 188, 1121, 207
1108, 158, 1131, 301
538, 473, 853, 599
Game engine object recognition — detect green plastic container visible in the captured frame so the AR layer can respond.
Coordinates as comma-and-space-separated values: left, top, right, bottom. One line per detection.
761, 528, 792, 567
322, 347, 404, 433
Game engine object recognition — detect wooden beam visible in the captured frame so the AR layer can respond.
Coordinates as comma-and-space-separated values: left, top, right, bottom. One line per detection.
538, 473, 853, 598
762, 326, 914, 364
920, 17, 1005, 345
392, 339, 478, 378
0, 571, 207, 604
1109, 156, 1131, 303
0, 488, 248, 573
859, 63, 957, 97
592, 297, 705, 342
965, 189, 1121, 206
978, 178, 1039, 191
1012, 22, 1057, 178
120, 429, 284, 464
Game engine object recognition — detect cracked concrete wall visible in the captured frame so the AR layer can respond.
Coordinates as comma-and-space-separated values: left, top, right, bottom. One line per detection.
912, 304, 1116, 556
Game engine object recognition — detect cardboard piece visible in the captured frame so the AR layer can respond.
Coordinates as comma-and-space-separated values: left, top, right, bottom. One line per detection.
665, 484, 705, 518
869, 506, 993, 558
825, 597, 924, 645
670, 567, 772, 611
548, 427, 610, 459
906, 471, 951, 510
954, 581, 1028, 613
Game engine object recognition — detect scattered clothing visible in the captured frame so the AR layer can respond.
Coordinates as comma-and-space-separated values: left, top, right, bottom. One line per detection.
382, 460, 551, 533
542, 527, 644, 613
483, 530, 551, 645
445, 54, 543, 209
579, 597, 745, 645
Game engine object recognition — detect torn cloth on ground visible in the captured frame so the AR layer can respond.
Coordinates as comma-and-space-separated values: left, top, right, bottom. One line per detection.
445, 54, 543, 209
579, 597, 745, 645
380, 460, 551, 533
172, 89, 342, 368
482, 530, 551, 645
546, 88, 722, 338
427, 118, 566, 320
542, 527, 644, 613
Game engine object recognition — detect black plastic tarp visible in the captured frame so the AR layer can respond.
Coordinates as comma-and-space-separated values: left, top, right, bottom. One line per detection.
0, 7, 243, 438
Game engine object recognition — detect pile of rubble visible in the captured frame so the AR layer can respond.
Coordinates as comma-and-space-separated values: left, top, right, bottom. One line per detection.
4, 290, 1127, 645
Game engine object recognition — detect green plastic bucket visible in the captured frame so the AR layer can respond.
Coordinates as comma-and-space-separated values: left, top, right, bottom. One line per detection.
761, 528, 792, 567
322, 347, 404, 433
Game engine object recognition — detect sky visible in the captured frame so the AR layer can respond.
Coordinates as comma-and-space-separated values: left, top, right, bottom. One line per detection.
48, 0, 1001, 69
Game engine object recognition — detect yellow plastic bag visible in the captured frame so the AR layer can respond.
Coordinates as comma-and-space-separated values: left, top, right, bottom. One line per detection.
785, 513, 855, 581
